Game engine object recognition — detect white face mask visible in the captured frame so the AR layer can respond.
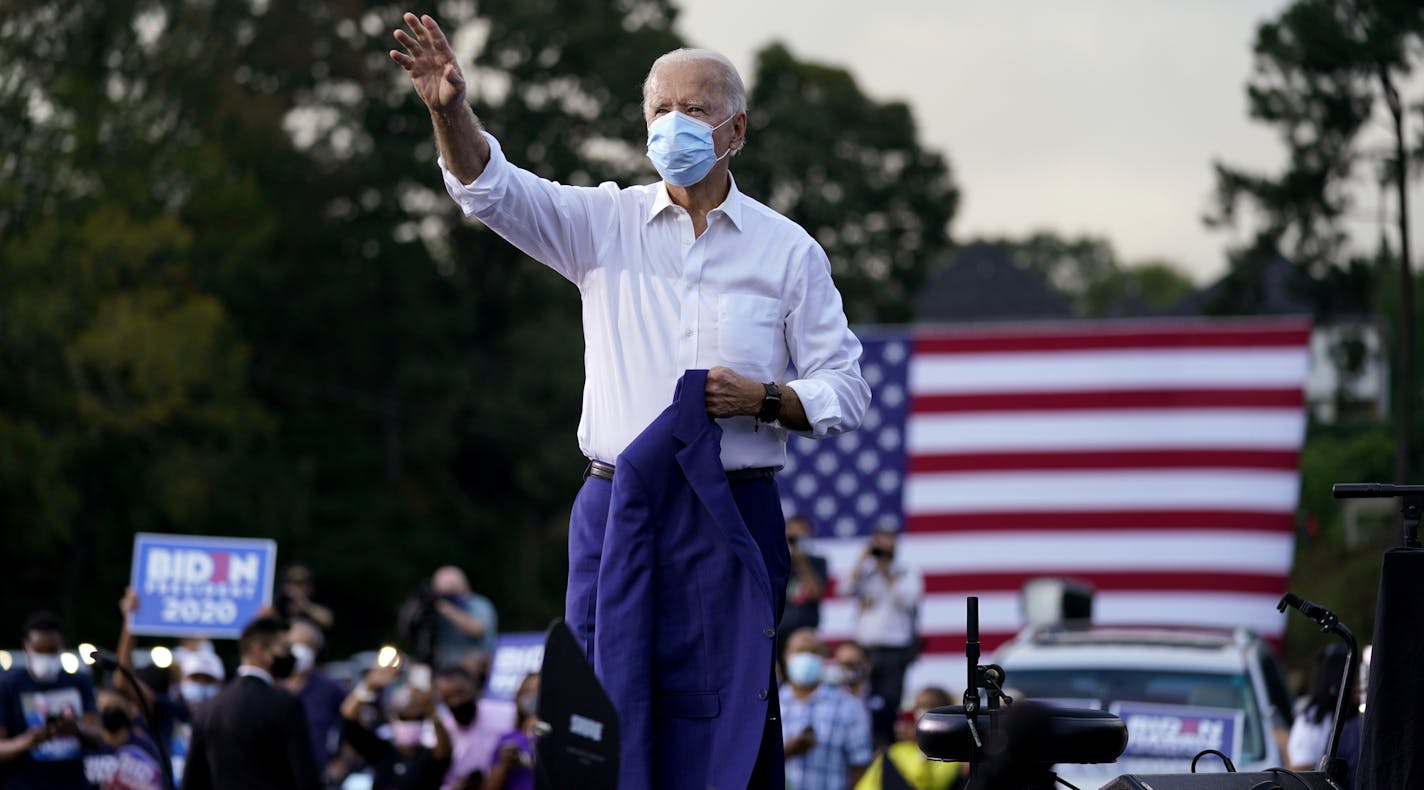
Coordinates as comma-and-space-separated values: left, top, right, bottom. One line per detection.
26, 652, 62, 683
291, 643, 316, 674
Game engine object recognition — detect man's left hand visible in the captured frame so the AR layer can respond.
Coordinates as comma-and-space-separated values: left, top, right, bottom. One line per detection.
705, 367, 762, 418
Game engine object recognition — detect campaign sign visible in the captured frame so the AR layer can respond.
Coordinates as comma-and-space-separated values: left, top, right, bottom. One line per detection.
486, 631, 545, 701
1111, 701, 1244, 763
129, 533, 277, 639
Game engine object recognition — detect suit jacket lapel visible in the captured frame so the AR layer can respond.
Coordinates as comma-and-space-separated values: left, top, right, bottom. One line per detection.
672, 371, 774, 615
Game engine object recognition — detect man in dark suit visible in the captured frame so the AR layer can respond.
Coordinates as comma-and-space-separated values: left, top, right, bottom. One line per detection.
182, 617, 319, 790
595, 370, 788, 790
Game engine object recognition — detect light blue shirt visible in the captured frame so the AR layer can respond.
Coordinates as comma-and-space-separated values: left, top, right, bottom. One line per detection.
779, 682, 874, 790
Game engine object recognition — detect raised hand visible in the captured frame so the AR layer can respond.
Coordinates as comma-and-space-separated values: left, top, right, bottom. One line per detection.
389, 12, 466, 114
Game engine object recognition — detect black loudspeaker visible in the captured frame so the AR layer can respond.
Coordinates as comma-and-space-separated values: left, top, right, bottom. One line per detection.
1100, 770, 1335, 789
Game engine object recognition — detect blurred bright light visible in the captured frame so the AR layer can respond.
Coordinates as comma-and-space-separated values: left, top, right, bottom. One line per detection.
150, 646, 173, 669
376, 646, 400, 668
60, 652, 81, 675
78, 643, 98, 665
0, 651, 10, 671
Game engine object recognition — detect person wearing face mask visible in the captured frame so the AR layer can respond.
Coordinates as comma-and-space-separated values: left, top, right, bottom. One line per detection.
340, 658, 452, 790
778, 628, 873, 790
82, 686, 165, 790
0, 612, 101, 789
846, 523, 923, 748
483, 673, 539, 790
390, 14, 868, 789
181, 616, 319, 790
434, 666, 514, 790
282, 619, 346, 780
853, 686, 961, 790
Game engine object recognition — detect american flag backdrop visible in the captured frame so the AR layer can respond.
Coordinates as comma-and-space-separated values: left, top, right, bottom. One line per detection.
779, 318, 1313, 697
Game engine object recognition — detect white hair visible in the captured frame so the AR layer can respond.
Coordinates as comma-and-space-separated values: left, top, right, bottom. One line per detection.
642, 48, 748, 119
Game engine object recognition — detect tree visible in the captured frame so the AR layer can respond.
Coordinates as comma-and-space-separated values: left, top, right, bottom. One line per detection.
733, 42, 958, 324
1210, 0, 1424, 481
0, 0, 688, 650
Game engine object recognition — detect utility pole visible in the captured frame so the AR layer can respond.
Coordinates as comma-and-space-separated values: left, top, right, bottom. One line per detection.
1381, 66, 1414, 485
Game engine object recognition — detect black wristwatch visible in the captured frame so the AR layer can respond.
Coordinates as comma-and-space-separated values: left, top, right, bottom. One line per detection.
758, 382, 782, 423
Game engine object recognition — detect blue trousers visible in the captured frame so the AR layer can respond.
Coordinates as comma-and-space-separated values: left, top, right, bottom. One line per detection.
565, 473, 790, 656
565, 473, 791, 788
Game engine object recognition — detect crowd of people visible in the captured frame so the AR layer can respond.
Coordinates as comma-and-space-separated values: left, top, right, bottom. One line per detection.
0, 563, 528, 790
0, 519, 965, 790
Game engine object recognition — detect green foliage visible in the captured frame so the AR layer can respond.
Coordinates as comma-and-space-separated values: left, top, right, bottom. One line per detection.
733, 42, 958, 324
1208, 0, 1424, 281
0, 0, 954, 656
0, 0, 688, 653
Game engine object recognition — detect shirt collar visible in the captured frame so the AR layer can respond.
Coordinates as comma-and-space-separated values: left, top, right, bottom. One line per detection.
237, 665, 273, 685
646, 173, 745, 232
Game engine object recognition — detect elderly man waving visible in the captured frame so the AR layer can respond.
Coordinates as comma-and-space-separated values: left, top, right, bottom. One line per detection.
391, 12, 869, 789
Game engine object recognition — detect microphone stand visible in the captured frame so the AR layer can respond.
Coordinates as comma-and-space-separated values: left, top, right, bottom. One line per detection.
93, 648, 176, 790
1277, 593, 1357, 787
961, 597, 1014, 779
1331, 482, 1424, 548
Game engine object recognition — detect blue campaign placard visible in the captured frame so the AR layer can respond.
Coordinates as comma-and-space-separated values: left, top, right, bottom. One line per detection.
485, 631, 546, 701
1111, 701, 1244, 762
129, 533, 278, 639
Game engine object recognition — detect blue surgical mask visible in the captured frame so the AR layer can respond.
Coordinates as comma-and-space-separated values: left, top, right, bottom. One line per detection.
786, 652, 824, 687
646, 111, 735, 187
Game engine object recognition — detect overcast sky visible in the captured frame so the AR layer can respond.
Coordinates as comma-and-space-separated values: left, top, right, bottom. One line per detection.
675, 0, 1421, 284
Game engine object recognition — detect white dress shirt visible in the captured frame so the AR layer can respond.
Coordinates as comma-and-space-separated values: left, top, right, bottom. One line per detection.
439, 132, 870, 470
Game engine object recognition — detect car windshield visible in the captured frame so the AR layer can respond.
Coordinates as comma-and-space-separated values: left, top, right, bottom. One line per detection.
1008, 668, 1266, 763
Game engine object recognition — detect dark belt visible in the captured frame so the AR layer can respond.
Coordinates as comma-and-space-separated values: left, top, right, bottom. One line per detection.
585, 459, 775, 484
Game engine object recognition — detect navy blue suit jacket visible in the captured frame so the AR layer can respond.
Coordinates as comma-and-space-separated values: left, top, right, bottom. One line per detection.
593, 370, 781, 790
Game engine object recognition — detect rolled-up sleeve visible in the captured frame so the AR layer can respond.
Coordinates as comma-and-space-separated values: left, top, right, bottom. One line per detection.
439, 131, 511, 217
784, 242, 871, 439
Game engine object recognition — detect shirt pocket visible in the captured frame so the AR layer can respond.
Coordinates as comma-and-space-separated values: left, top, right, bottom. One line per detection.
716, 293, 782, 371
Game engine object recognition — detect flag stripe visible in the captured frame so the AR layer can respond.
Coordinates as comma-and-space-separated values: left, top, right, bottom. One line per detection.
817, 530, 1293, 575
912, 388, 1305, 413
904, 469, 1302, 514
905, 511, 1295, 533
910, 350, 1311, 394
910, 449, 1301, 473
920, 570, 1289, 595
913, 324, 1312, 354
908, 410, 1306, 453
818, 591, 1288, 641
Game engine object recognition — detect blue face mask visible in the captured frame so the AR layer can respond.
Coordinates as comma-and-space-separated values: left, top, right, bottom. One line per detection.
646, 111, 735, 187
786, 651, 824, 687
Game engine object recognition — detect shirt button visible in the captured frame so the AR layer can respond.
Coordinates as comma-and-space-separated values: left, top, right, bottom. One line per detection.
758, 689, 768, 700
762, 627, 775, 638
684, 329, 694, 337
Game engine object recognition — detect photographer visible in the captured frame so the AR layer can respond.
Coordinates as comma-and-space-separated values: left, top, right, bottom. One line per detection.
340, 657, 451, 790
399, 567, 498, 669
845, 524, 923, 748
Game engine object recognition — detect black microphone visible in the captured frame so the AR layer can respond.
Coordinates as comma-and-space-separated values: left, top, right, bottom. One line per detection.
1277, 592, 1333, 625
89, 648, 123, 670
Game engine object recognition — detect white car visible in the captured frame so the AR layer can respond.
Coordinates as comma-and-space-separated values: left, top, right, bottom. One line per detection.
989, 624, 1294, 787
